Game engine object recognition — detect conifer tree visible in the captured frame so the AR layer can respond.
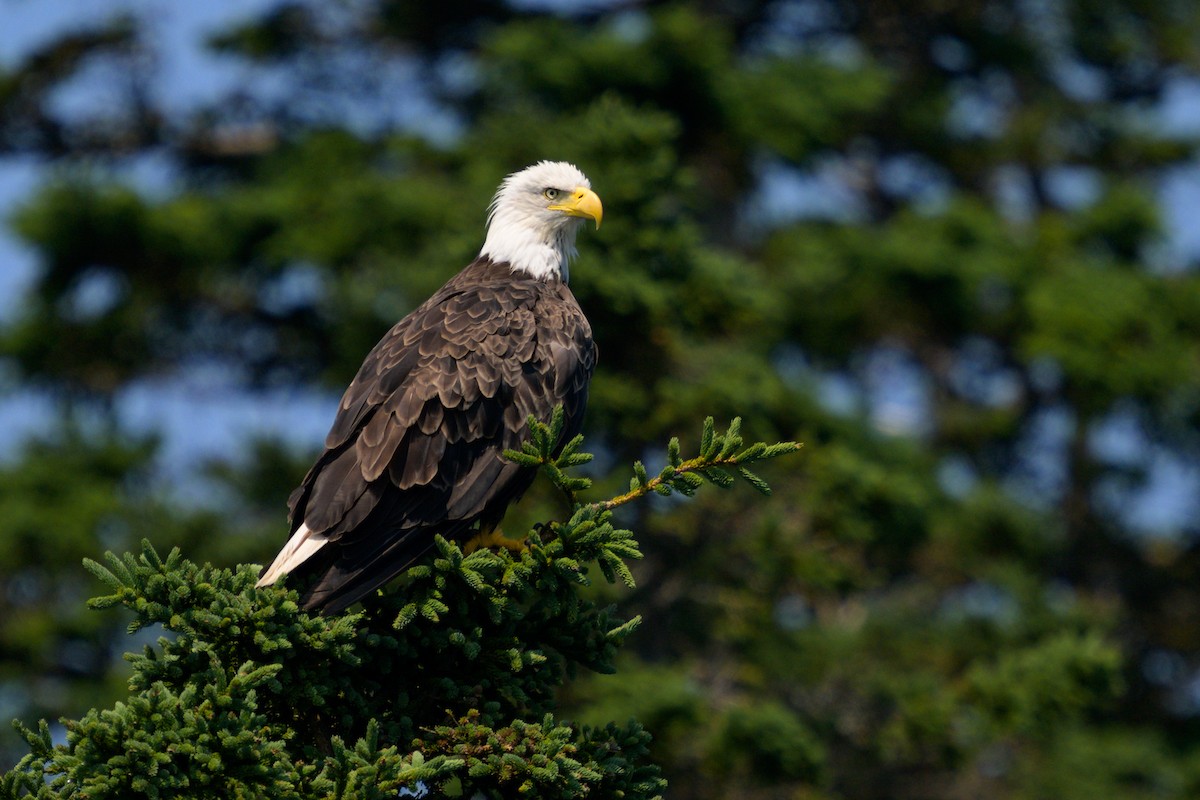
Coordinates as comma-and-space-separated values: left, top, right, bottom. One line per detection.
1, 416, 800, 799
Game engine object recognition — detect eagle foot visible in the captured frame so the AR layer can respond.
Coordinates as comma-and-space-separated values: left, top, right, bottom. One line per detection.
463, 527, 527, 555
530, 521, 560, 542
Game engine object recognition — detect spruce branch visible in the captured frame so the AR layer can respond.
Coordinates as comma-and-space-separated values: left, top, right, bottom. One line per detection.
601, 415, 800, 510
504, 406, 594, 505
508, 413, 802, 514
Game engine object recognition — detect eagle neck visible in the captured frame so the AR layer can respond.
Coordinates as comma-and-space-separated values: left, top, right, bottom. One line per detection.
479, 213, 576, 283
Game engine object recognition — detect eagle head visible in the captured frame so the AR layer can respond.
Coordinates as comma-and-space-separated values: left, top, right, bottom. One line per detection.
480, 161, 603, 282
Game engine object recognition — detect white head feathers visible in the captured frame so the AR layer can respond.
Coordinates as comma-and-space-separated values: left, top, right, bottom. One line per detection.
479, 161, 602, 282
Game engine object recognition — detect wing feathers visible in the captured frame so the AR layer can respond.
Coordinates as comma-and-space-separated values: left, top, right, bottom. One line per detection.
358, 415, 404, 482
418, 401, 444, 434
399, 432, 445, 489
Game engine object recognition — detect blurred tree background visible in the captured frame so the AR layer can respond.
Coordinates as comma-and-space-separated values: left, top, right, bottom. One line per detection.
2, 0, 1200, 796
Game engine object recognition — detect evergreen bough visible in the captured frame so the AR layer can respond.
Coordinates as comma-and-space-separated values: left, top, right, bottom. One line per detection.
2, 415, 800, 799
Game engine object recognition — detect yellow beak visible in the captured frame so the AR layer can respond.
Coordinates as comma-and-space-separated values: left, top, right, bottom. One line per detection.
549, 186, 603, 229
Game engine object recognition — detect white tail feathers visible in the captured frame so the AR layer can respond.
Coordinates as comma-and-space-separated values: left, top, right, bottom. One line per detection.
256, 522, 329, 587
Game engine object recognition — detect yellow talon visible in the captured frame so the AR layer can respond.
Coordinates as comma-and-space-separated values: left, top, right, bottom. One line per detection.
463, 526, 526, 555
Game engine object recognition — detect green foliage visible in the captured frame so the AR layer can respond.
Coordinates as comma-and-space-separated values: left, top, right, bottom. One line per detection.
707, 700, 826, 784
1022, 264, 1200, 408
964, 631, 1123, 737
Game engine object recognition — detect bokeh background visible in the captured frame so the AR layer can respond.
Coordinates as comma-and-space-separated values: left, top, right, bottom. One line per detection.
3, 0, 1200, 796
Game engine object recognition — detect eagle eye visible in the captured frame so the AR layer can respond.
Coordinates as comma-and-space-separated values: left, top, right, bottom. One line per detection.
543, 188, 561, 200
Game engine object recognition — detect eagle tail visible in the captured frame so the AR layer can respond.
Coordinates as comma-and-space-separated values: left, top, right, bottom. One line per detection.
256, 522, 329, 587
297, 528, 439, 615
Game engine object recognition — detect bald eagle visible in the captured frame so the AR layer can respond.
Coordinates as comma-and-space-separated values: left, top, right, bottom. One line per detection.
257, 161, 602, 614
